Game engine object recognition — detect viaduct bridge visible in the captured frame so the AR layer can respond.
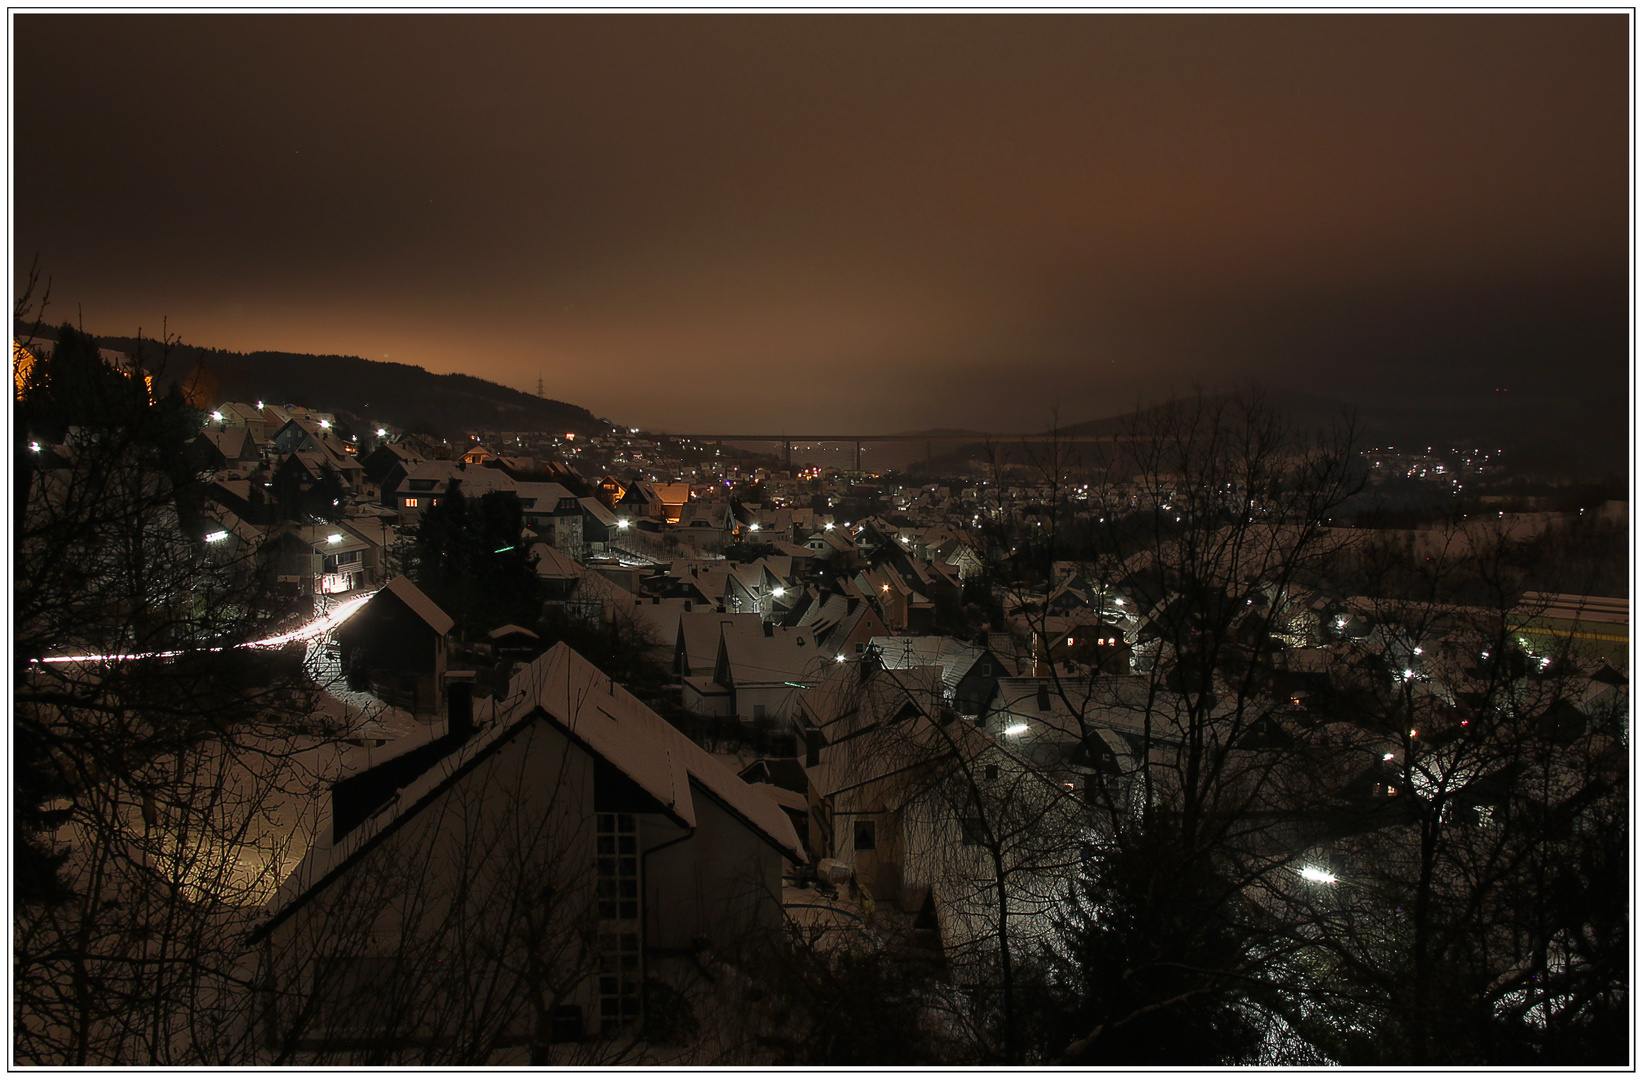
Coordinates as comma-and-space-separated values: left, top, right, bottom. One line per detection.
666, 431, 1134, 471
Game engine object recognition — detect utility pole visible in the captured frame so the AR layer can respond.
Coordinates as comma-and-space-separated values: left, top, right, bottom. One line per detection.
536, 374, 545, 397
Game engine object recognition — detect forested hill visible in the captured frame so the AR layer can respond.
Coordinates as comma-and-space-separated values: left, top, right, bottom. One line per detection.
22, 327, 605, 439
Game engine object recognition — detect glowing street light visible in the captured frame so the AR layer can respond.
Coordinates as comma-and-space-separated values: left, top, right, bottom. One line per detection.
327, 533, 343, 544
211, 410, 223, 422
617, 519, 630, 529
205, 530, 229, 543
1002, 723, 1029, 736
377, 428, 387, 437
1298, 865, 1338, 885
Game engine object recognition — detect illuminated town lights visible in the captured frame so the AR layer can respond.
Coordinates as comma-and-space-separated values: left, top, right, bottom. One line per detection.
1409, 729, 1419, 738
205, 530, 229, 543
824, 522, 834, 530
1298, 865, 1338, 885
836, 654, 846, 663
1403, 669, 1414, 680
1412, 646, 1423, 655
748, 523, 759, 532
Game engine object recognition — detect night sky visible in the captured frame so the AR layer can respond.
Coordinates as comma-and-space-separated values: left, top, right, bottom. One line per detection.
13, 14, 1630, 434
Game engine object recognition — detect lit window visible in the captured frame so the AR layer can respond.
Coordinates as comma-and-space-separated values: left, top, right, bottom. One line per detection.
404, 498, 418, 507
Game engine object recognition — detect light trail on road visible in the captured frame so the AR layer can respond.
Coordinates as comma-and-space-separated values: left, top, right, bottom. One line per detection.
32, 590, 379, 665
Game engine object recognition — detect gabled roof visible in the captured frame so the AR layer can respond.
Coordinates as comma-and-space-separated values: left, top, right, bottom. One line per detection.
718, 625, 827, 689
677, 611, 763, 676
578, 496, 620, 527
530, 543, 585, 580
253, 643, 804, 940
378, 575, 455, 636
869, 635, 996, 702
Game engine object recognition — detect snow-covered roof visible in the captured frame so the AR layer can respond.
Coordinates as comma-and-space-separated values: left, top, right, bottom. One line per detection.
678, 612, 763, 676
379, 575, 455, 636
870, 635, 994, 702
530, 543, 584, 580
720, 625, 828, 688
254, 644, 805, 940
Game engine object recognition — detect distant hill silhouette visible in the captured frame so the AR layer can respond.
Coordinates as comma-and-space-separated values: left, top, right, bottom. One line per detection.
913, 389, 1625, 479
18, 326, 604, 441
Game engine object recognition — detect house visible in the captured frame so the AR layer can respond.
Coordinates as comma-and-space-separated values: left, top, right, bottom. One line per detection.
782, 587, 889, 661
855, 563, 933, 633
711, 622, 827, 724
803, 528, 856, 567
1034, 616, 1133, 676
650, 482, 692, 524
249, 643, 803, 1055
335, 576, 454, 721
532, 543, 586, 604
262, 523, 383, 599
613, 480, 663, 522
360, 441, 424, 487
794, 662, 1083, 980
868, 635, 1007, 716
676, 612, 764, 717
723, 559, 795, 618
671, 501, 735, 552
188, 426, 262, 473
